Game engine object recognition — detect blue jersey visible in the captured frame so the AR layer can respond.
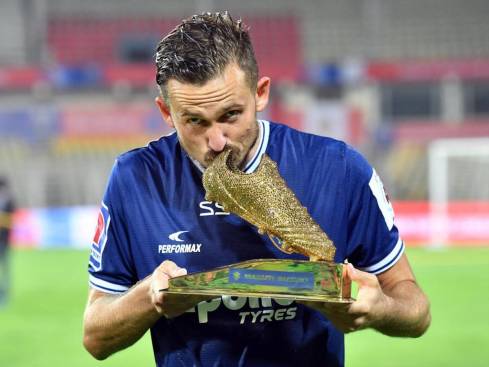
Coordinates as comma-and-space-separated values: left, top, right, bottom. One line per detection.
88, 120, 404, 367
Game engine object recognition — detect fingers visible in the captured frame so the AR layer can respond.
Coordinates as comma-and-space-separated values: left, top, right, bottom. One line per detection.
299, 300, 367, 334
346, 263, 378, 287
299, 264, 385, 333
150, 260, 187, 315
153, 260, 187, 291
149, 261, 212, 319
341, 318, 366, 334
159, 260, 188, 278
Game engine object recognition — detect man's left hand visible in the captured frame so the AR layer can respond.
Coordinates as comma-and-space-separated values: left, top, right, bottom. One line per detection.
300, 263, 391, 333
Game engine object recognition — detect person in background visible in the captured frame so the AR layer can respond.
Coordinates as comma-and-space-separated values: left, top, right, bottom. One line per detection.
0, 176, 15, 306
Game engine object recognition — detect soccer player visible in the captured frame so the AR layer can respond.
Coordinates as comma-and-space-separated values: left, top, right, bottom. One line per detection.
0, 177, 14, 307
83, 12, 431, 366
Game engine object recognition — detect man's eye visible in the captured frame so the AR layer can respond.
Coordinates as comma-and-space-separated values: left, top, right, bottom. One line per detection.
187, 117, 203, 125
224, 110, 240, 120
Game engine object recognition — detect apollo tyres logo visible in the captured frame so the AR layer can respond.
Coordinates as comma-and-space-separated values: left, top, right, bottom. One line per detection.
158, 230, 202, 254
186, 296, 298, 325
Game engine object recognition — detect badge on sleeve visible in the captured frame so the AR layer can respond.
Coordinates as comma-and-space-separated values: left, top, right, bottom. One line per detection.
368, 169, 394, 230
89, 202, 111, 271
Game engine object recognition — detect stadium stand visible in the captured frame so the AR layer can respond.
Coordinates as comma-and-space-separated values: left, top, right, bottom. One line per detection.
384, 143, 427, 200
47, 16, 301, 82
42, 0, 489, 61
0, 0, 26, 65
3, 0, 489, 66
1, 0, 489, 209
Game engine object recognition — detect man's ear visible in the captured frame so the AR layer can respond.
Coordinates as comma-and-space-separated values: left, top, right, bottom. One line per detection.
255, 76, 271, 112
155, 96, 175, 128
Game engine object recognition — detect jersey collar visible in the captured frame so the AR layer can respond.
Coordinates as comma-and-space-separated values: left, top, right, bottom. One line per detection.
190, 119, 270, 174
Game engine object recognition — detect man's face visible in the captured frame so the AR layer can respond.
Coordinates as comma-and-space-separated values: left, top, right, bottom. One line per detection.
156, 63, 270, 169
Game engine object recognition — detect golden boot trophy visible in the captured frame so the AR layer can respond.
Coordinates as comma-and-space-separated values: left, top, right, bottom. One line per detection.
162, 150, 352, 303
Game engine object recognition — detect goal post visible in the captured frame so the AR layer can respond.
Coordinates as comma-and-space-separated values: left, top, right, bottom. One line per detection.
428, 137, 489, 247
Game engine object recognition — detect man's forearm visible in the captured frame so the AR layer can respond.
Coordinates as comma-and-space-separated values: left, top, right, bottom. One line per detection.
83, 278, 160, 360
373, 279, 431, 337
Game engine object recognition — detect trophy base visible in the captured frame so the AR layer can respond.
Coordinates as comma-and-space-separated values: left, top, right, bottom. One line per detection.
161, 259, 353, 303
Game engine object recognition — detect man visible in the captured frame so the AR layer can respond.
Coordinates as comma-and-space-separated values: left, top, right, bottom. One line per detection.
83, 12, 430, 366
0, 177, 14, 306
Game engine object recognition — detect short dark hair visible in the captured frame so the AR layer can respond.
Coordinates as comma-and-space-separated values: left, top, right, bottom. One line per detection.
155, 12, 258, 100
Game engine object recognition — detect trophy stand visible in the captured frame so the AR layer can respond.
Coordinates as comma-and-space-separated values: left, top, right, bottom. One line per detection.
163, 259, 352, 303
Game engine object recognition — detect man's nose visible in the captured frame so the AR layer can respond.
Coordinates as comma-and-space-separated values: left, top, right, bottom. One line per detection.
207, 125, 227, 152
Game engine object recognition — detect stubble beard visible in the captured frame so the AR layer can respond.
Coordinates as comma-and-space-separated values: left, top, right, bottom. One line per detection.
202, 121, 259, 171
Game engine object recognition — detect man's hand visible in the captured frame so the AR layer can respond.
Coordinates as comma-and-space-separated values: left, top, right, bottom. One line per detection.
84, 260, 211, 359
300, 255, 431, 337
150, 260, 212, 319
150, 260, 187, 316
302, 263, 390, 333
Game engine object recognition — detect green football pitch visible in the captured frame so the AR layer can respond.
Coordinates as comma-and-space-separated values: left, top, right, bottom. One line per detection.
0, 247, 488, 367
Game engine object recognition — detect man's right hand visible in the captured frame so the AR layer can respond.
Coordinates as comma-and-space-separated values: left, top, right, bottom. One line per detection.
149, 260, 212, 319
150, 260, 187, 316
84, 260, 210, 359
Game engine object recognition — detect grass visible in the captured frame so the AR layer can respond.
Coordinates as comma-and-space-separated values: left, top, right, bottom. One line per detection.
348, 246, 489, 366
0, 249, 153, 367
0, 247, 488, 366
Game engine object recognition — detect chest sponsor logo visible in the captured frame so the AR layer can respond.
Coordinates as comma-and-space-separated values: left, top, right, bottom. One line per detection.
158, 243, 202, 254
199, 201, 230, 216
158, 230, 202, 254
186, 296, 297, 325
169, 230, 189, 242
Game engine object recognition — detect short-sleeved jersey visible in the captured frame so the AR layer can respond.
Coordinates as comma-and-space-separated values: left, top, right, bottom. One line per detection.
88, 120, 404, 367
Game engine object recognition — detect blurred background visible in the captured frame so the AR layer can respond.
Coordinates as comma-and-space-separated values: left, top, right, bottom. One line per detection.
0, 1, 488, 366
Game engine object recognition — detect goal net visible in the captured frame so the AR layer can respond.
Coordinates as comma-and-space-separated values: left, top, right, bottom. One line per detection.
428, 137, 489, 247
